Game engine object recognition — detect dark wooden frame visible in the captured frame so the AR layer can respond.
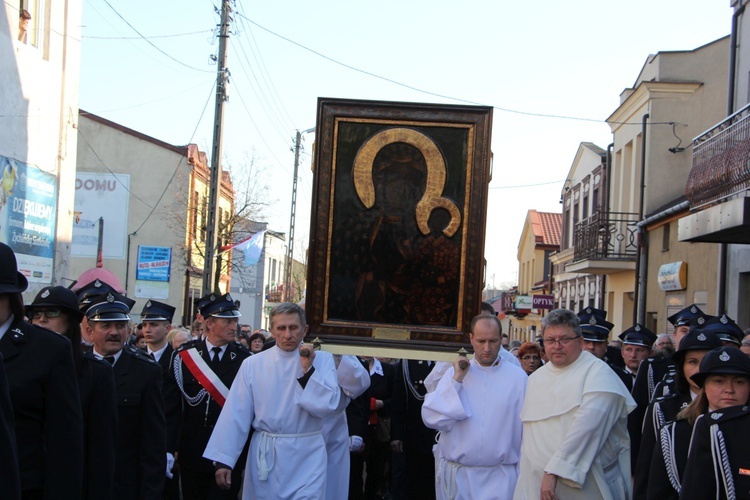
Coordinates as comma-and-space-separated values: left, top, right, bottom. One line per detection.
306, 98, 493, 353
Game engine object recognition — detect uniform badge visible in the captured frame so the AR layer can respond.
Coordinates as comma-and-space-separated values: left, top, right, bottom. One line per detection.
711, 412, 723, 420
697, 333, 706, 341
94, 279, 102, 288
210, 294, 216, 302
585, 307, 592, 314
226, 294, 232, 301
721, 315, 729, 324
146, 300, 152, 308
690, 305, 697, 313
720, 351, 731, 362
635, 325, 641, 332
230, 352, 236, 360
589, 317, 597, 325
697, 317, 706, 325
41, 289, 50, 298
106, 292, 115, 303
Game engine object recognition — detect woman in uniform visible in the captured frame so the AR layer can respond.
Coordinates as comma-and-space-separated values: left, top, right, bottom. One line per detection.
633, 329, 722, 499
648, 346, 750, 500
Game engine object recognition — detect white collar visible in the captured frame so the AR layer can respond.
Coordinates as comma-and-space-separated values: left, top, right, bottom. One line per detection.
93, 348, 123, 365
0, 314, 14, 341
369, 358, 384, 376
148, 342, 169, 362
204, 338, 227, 354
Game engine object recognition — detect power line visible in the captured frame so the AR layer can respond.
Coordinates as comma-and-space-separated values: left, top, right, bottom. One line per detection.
235, 14, 690, 127
83, 29, 213, 40
100, 0, 214, 73
132, 81, 217, 234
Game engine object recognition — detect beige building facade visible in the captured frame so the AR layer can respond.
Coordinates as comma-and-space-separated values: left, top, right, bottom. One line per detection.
74, 112, 234, 325
567, 37, 728, 336
551, 142, 608, 325
510, 210, 561, 341
1, 1, 82, 296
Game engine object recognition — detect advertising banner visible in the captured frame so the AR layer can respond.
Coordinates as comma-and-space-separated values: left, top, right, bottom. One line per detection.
515, 295, 533, 309
136, 246, 172, 282
72, 173, 130, 258
0, 155, 57, 283
532, 294, 555, 310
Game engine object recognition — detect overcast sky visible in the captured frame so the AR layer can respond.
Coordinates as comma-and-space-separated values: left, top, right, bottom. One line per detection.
79, 0, 731, 290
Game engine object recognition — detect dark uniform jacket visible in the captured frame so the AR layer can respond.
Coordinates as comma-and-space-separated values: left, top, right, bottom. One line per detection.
0, 319, 83, 497
79, 353, 118, 500
390, 359, 437, 450
633, 389, 691, 500
631, 354, 676, 465
112, 345, 166, 500
0, 353, 20, 500
646, 418, 693, 500
171, 339, 250, 473
681, 405, 750, 500
154, 344, 181, 453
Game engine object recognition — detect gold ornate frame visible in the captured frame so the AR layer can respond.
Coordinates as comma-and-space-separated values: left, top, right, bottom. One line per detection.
306, 98, 493, 355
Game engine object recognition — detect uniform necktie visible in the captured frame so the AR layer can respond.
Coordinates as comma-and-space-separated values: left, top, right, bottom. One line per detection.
104, 356, 115, 365
211, 346, 222, 368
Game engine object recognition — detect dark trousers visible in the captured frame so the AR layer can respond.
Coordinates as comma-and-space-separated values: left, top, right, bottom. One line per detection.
364, 438, 390, 499
180, 467, 242, 500
391, 441, 435, 500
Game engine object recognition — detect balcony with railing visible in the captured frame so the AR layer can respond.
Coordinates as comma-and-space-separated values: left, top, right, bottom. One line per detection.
685, 102, 750, 209
566, 211, 639, 274
679, 103, 750, 244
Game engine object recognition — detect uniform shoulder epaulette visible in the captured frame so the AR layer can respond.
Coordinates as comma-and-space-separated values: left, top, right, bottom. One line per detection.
176, 339, 202, 353
653, 391, 680, 403
706, 405, 750, 424
124, 344, 158, 364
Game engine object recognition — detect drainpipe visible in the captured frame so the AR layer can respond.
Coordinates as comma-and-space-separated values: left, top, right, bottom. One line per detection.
717, 8, 742, 315
634, 114, 649, 324
602, 143, 613, 314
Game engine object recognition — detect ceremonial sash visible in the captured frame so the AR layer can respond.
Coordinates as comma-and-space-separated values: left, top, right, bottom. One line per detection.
178, 348, 230, 406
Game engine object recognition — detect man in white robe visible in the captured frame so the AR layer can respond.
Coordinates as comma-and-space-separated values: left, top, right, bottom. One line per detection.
513, 308, 636, 500
203, 302, 341, 499
322, 355, 370, 500
422, 314, 527, 500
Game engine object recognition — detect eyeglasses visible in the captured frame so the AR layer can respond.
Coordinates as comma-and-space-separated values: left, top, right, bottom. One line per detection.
31, 309, 63, 319
521, 355, 540, 361
542, 336, 581, 346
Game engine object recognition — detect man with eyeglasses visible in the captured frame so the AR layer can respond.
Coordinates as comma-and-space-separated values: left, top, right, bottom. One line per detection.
741, 332, 750, 356
514, 309, 636, 500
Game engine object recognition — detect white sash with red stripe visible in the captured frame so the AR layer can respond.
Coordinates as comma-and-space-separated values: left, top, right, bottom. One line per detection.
177, 347, 230, 407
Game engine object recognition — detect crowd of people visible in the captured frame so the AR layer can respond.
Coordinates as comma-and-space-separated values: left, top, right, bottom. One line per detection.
2, 239, 750, 499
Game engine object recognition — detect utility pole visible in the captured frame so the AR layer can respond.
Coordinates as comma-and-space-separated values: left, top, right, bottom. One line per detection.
202, 0, 231, 296
284, 127, 314, 302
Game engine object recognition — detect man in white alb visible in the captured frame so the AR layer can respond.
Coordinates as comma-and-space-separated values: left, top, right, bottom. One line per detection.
513, 308, 636, 500
203, 302, 341, 499
422, 314, 527, 499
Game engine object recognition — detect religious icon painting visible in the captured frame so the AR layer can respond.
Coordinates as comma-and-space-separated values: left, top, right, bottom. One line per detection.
306, 98, 493, 356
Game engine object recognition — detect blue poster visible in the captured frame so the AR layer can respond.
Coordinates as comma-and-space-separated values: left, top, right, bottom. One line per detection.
0, 155, 57, 283
136, 246, 172, 282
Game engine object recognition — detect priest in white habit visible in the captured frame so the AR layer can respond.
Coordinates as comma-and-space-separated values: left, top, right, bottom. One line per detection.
422, 314, 528, 499
203, 302, 341, 498
513, 308, 636, 500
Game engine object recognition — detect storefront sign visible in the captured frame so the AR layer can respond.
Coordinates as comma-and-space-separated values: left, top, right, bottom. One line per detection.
533, 294, 555, 310
658, 261, 687, 291
515, 295, 533, 309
